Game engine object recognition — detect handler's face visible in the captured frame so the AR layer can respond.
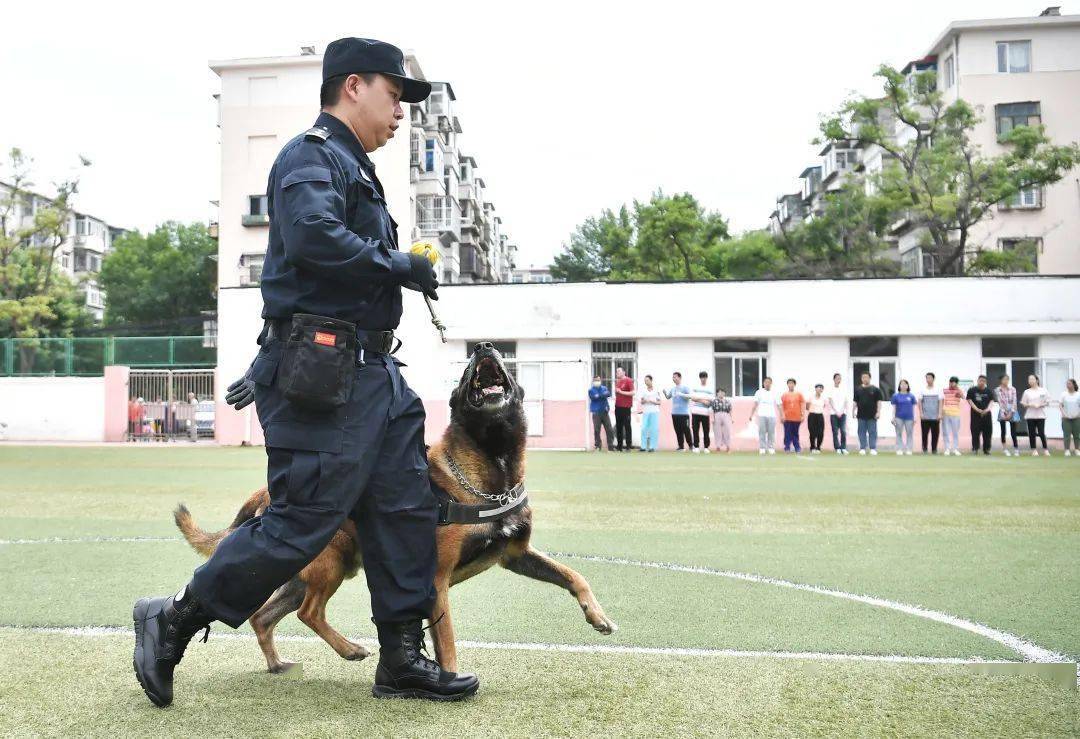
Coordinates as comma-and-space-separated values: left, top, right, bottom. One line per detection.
346, 74, 404, 151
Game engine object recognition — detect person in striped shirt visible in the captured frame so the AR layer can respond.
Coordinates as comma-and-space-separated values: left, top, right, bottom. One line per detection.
993, 374, 1019, 456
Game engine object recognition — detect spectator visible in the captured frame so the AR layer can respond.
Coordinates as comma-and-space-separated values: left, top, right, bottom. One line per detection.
711, 388, 733, 453
891, 379, 916, 455
853, 371, 883, 455
1060, 379, 1080, 457
637, 374, 661, 453
994, 374, 1020, 457
663, 372, 693, 452
780, 378, 805, 453
689, 371, 714, 454
1021, 374, 1050, 456
806, 384, 826, 454
917, 372, 943, 455
826, 372, 849, 454
749, 377, 780, 455
128, 397, 141, 438
186, 392, 200, 442
941, 376, 965, 456
966, 375, 994, 456
612, 367, 635, 452
588, 376, 614, 452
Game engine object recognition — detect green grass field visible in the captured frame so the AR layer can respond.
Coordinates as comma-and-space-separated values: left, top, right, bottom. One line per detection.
1, 445, 1078, 737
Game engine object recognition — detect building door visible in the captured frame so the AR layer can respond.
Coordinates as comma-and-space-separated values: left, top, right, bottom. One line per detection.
516, 362, 544, 437
1042, 359, 1071, 437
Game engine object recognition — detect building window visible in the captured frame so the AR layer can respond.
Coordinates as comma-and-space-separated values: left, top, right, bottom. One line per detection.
240, 253, 264, 284
248, 195, 268, 216
997, 41, 1031, 73
591, 340, 637, 390
995, 102, 1040, 137
850, 337, 898, 399
1001, 186, 1042, 210
982, 338, 1038, 399
713, 339, 768, 397
900, 248, 922, 277
425, 139, 435, 172
998, 238, 1040, 270
428, 91, 445, 116
76, 218, 95, 237
410, 132, 421, 167
942, 54, 955, 89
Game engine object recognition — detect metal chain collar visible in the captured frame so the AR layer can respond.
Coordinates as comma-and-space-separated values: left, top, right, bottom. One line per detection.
444, 453, 523, 506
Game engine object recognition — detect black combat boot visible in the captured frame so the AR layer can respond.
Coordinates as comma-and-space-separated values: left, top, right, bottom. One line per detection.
372, 619, 479, 701
132, 589, 212, 707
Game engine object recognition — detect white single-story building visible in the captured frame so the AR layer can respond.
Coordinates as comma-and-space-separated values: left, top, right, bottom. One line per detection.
214, 276, 1080, 450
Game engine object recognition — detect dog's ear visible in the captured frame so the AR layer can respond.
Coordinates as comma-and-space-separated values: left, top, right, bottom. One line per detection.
516, 384, 525, 401
449, 386, 459, 409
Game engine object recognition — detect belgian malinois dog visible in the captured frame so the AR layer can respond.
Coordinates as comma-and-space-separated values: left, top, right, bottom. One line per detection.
176, 342, 617, 673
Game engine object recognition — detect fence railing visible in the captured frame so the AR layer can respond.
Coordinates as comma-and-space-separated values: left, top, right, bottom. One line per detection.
0, 336, 215, 377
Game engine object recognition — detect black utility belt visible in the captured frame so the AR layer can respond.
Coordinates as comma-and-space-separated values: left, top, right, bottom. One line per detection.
262, 314, 397, 412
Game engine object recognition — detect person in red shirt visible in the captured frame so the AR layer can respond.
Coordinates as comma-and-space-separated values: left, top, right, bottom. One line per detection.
613, 367, 635, 451
780, 379, 806, 453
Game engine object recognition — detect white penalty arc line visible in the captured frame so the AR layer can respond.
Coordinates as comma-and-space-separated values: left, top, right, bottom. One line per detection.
0, 625, 1027, 667
0, 536, 1069, 665
552, 552, 1069, 664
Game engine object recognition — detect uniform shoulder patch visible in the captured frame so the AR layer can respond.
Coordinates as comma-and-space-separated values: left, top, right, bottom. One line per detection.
304, 125, 332, 143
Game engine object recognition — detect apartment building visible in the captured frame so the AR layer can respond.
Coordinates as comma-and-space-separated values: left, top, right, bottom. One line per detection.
210, 46, 516, 294
0, 180, 125, 321
768, 8, 1080, 275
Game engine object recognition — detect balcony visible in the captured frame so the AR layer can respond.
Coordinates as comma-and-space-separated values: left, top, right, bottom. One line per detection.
459, 244, 479, 276
242, 214, 270, 227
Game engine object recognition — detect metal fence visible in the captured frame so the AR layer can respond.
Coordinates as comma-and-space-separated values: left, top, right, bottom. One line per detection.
0, 336, 215, 376
127, 369, 216, 442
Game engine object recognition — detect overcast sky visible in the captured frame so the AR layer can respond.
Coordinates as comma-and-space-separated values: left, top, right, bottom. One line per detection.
0, 0, 1046, 266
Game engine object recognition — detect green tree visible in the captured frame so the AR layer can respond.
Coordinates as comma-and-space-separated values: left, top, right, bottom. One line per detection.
820, 64, 1080, 273
967, 240, 1038, 274
98, 222, 217, 334
549, 207, 630, 281
705, 231, 784, 279
0, 148, 94, 340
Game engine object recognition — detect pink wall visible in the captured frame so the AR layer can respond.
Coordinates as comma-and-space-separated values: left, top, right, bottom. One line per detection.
103, 366, 130, 442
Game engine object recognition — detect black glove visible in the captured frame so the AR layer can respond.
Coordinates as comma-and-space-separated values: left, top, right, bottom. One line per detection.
225, 370, 256, 410
404, 252, 440, 300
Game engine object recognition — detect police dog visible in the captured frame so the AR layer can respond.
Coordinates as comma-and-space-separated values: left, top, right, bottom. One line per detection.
175, 342, 617, 673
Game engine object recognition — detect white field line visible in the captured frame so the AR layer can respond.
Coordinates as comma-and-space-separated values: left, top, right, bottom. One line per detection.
0, 536, 178, 545
1, 536, 1070, 665
0, 625, 1024, 666
553, 552, 1069, 664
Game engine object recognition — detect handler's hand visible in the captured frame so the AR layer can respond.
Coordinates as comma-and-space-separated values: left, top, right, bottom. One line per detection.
404, 253, 440, 300
226, 374, 256, 411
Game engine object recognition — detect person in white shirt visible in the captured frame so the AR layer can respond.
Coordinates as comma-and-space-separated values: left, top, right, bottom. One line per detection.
636, 374, 662, 453
749, 377, 781, 454
825, 373, 849, 454
1020, 374, 1051, 456
1060, 379, 1080, 456
688, 371, 714, 454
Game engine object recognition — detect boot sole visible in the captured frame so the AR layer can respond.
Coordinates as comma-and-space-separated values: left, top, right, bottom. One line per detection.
372, 682, 479, 701
132, 598, 170, 708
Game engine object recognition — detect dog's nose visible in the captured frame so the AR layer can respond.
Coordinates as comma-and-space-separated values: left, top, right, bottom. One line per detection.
475, 342, 494, 352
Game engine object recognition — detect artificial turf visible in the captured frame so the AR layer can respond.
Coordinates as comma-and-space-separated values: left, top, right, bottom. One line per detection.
0, 445, 1077, 736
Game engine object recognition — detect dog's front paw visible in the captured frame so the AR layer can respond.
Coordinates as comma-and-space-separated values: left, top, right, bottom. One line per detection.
593, 618, 618, 635
343, 642, 372, 661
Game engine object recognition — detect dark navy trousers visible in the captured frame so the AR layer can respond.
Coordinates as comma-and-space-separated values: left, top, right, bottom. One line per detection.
190, 340, 438, 628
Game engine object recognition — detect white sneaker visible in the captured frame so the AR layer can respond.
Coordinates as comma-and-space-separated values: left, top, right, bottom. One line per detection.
759, 449, 766, 455
1065, 450, 1072, 457
870, 449, 878, 456
1003, 449, 1010, 457
1043, 450, 1051, 456
836, 450, 843, 455
906, 450, 913, 455
1032, 450, 1039, 457
896, 450, 903, 456
859, 449, 867, 456
692, 448, 700, 454
703, 448, 711, 454
768, 449, 776, 455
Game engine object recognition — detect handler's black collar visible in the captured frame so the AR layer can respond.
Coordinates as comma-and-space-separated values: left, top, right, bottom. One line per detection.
431, 477, 528, 526
314, 111, 376, 171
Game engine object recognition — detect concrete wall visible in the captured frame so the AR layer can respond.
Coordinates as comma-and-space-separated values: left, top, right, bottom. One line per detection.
0, 377, 105, 441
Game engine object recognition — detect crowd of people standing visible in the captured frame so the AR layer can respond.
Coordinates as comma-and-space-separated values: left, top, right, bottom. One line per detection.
587, 370, 1080, 456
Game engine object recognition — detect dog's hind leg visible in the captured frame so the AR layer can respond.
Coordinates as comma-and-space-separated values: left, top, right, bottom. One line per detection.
500, 545, 618, 635
296, 574, 370, 662
249, 576, 306, 673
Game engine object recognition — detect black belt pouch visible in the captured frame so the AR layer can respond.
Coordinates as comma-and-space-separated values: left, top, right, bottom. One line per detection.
278, 313, 356, 411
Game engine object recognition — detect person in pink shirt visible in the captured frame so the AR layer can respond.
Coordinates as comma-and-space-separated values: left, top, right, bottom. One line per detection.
613, 367, 635, 452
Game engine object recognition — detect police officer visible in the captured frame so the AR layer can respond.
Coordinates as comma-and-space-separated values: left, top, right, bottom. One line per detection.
132, 37, 479, 706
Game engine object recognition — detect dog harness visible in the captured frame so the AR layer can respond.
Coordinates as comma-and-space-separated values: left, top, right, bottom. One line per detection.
432, 454, 529, 526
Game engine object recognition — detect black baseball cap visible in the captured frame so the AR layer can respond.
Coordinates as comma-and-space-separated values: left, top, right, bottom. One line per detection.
322, 37, 431, 103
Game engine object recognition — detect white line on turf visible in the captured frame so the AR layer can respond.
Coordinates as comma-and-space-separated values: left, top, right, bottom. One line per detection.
0, 625, 1025, 666
1, 536, 1069, 665
552, 552, 1068, 663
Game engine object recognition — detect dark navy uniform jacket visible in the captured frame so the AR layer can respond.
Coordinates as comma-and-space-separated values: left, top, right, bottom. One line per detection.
260, 111, 412, 330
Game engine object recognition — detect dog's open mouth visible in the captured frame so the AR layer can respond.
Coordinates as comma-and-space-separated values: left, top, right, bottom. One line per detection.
469, 357, 509, 407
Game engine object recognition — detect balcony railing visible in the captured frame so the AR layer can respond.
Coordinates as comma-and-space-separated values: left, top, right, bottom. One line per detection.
242, 214, 270, 227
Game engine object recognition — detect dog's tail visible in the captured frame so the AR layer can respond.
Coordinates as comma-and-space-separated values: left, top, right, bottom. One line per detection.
173, 489, 269, 558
